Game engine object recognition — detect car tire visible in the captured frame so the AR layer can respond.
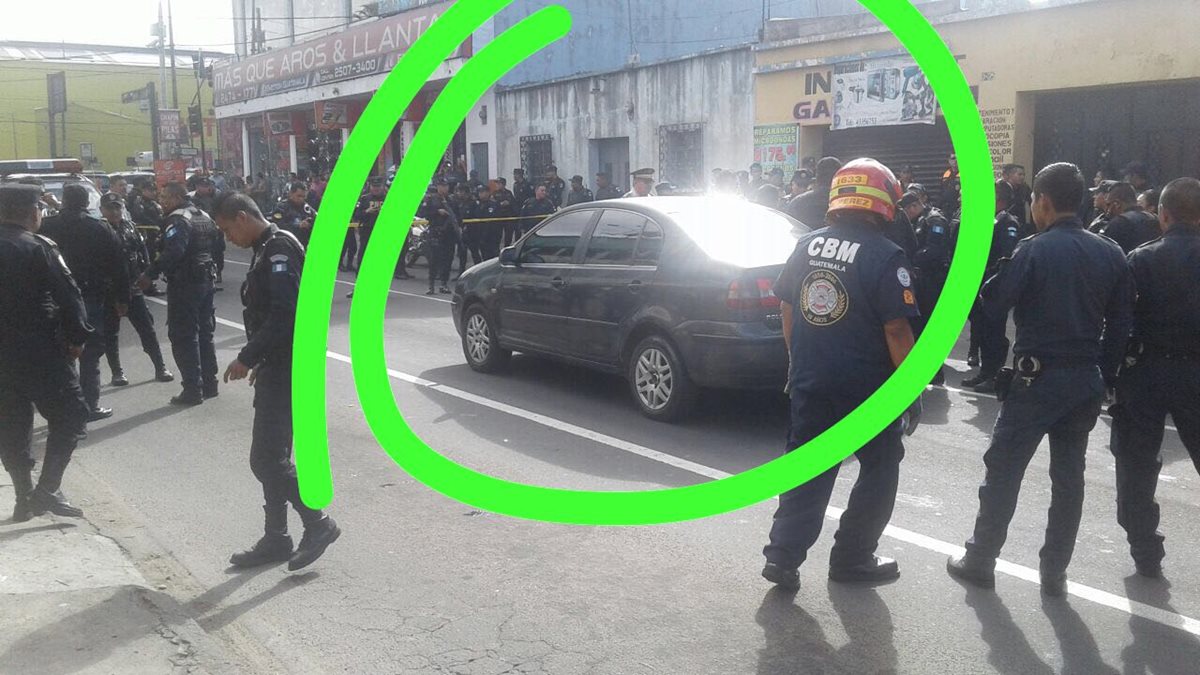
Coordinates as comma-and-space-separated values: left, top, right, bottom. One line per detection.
627, 334, 697, 422
461, 304, 510, 374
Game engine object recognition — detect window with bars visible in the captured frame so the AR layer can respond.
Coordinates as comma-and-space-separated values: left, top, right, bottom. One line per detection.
520, 135, 554, 179
659, 123, 704, 192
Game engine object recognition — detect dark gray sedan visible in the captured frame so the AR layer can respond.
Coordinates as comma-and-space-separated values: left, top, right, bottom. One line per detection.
451, 197, 810, 422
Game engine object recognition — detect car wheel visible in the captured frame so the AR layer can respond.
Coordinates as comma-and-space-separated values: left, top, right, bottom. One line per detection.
627, 335, 696, 422
462, 305, 510, 373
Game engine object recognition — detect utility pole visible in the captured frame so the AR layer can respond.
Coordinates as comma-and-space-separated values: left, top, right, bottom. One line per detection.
168, 0, 179, 109
157, 3, 167, 105
148, 82, 160, 162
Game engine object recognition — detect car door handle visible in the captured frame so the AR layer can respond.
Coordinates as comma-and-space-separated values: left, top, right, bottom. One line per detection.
628, 280, 643, 293
551, 276, 567, 289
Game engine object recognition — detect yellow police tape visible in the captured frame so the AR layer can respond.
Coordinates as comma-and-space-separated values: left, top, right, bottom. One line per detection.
135, 214, 543, 233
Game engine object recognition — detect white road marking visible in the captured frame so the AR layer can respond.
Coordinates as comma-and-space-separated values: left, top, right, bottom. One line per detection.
223, 258, 454, 304
144, 295, 1200, 637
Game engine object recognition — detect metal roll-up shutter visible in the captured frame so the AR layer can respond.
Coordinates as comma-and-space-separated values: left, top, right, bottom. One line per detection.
822, 118, 955, 203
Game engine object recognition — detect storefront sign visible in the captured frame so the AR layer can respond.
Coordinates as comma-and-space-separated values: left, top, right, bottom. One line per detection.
979, 107, 1015, 175
158, 109, 183, 141
315, 101, 352, 130
753, 124, 799, 175
792, 67, 833, 126
266, 112, 296, 135
153, 159, 188, 189
213, 1, 466, 106
832, 58, 937, 130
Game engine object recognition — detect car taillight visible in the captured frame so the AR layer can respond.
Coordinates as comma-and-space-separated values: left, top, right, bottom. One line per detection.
727, 278, 780, 310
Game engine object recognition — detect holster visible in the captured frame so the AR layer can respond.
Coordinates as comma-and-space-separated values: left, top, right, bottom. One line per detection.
994, 368, 1016, 402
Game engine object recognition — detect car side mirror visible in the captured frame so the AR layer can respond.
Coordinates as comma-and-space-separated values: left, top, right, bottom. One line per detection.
499, 247, 519, 266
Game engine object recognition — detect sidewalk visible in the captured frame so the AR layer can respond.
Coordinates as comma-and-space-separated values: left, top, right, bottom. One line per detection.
0, 475, 236, 675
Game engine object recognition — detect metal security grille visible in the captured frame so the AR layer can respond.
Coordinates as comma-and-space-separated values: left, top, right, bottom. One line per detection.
520, 135, 554, 179
659, 123, 704, 191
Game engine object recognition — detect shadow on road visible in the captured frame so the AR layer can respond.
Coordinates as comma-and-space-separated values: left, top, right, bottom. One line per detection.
197, 571, 320, 632
1120, 576, 1200, 674
961, 585, 1054, 675
78, 405, 193, 446
755, 584, 897, 675
0, 522, 77, 541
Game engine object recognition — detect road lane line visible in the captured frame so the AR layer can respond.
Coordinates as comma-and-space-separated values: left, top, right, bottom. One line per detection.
143, 297, 1200, 636
223, 258, 454, 305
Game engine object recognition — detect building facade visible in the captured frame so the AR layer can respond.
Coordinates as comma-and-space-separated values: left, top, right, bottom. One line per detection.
755, 0, 1200, 198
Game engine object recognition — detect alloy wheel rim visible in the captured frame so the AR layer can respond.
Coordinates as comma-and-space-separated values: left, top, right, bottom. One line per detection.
634, 348, 673, 411
465, 314, 491, 364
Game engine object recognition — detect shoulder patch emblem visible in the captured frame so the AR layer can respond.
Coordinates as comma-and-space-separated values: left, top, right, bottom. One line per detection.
269, 254, 289, 263
904, 289, 916, 306
800, 270, 849, 327
897, 267, 913, 288
165, 226, 177, 238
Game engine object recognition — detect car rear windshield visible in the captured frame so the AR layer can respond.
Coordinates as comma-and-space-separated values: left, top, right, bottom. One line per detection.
666, 199, 808, 268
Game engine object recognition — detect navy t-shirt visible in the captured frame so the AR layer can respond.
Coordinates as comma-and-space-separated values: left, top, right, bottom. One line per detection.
774, 222, 921, 399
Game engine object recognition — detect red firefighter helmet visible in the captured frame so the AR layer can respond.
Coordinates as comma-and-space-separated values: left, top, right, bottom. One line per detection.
827, 158, 902, 222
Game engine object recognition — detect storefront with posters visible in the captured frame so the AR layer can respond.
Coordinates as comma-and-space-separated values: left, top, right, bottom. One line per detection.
212, 0, 471, 191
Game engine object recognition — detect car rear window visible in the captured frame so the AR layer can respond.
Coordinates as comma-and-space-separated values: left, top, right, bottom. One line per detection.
520, 210, 593, 264
666, 199, 808, 268
583, 210, 647, 265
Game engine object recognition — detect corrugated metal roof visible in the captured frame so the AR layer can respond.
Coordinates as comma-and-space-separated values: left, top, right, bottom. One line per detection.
0, 41, 231, 68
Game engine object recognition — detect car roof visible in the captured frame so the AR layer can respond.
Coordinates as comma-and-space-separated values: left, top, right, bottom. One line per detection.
563, 195, 802, 226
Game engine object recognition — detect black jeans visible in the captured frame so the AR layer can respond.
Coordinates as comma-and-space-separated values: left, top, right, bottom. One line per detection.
1110, 359, 1200, 565
976, 304, 1011, 376
0, 368, 88, 493
166, 281, 217, 395
764, 389, 905, 570
428, 242, 453, 291
251, 366, 323, 526
79, 296, 107, 409
105, 294, 166, 375
965, 366, 1105, 574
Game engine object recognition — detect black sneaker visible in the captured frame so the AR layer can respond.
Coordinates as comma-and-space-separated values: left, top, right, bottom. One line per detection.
973, 378, 998, 394
1135, 561, 1163, 579
967, 353, 980, 368
170, 391, 204, 406
28, 488, 84, 518
761, 562, 800, 591
439, 287, 451, 294
229, 534, 295, 569
155, 368, 175, 383
202, 383, 220, 399
288, 517, 341, 571
1041, 571, 1067, 597
87, 407, 114, 422
111, 371, 129, 387
946, 555, 996, 589
11, 495, 32, 523
961, 372, 994, 389
829, 556, 900, 584
425, 290, 436, 296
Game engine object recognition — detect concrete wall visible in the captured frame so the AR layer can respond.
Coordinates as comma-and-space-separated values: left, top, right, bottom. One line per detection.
494, 48, 754, 192
754, 0, 1200, 174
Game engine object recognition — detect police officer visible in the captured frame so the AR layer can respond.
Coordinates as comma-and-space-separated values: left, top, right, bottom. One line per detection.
1002, 164, 1033, 231
1109, 178, 1200, 579
911, 185, 955, 385
543, 165, 566, 207
450, 183, 478, 276
420, 189, 460, 295
941, 153, 961, 215
270, 181, 317, 247
470, 183, 496, 262
349, 177, 388, 272
754, 168, 786, 210
625, 169, 657, 198
137, 182, 219, 406
594, 172, 623, 202
785, 156, 842, 227
40, 184, 129, 421
947, 163, 1134, 597
520, 185, 558, 234
963, 181, 1023, 393
565, 175, 594, 207
1087, 180, 1117, 234
885, 191, 921, 261
0, 183, 91, 521
512, 168, 534, 210
99, 193, 173, 386
211, 192, 341, 571
1100, 182, 1161, 254
488, 178, 519, 249
762, 159, 921, 591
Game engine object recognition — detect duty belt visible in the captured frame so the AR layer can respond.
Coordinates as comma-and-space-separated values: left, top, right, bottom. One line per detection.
1129, 341, 1200, 364
1013, 355, 1096, 380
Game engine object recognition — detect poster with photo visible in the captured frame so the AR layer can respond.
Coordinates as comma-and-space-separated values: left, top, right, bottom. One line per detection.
832, 58, 937, 130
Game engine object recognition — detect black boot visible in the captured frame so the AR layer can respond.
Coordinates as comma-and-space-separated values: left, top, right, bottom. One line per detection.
10, 467, 34, 522
111, 370, 130, 387
202, 381, 219, 399
761, 562, 800, 591
829, 556, 900, 584
230, 505, 294, 568
947, 554, 996, 589
288, 516, 341, 571
28, 487, 84, 518
962, 371, 996, 389
155, 367, 175, 383
170, 389, 204, 406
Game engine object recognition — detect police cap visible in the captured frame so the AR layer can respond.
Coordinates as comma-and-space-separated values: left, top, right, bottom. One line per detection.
100, 192, 125, 209
0, 182, 44, 210
907, 183, 927, 196
631, 168, 655, 181
1090, 180, 1118, 194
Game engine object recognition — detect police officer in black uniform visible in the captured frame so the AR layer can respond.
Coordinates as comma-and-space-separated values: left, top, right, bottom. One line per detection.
211, 192, 341, 571
347, 177, 387, 273
419, 187, 460, 295
519, 185, 558, 236
137, 182, 219, 406
594, 172, 623, 202
1100, 182, 1161, 254
785, 157, 841, 227
40, 184, 129, 421
762, 159, 921, 591
270, 181, 318, 247
543, 165, 566, 207
885, 192, 920, 261
468, 183, 494, 263
947, 162, 1134, 597
450, 183, 477, 276
0, 183, 91, 521
99, 193, 173, 386
512, 168, 533, 211
565, 175, 594, 207
962, 181, 1023, 393
1087, 180, 1117, 234
1109, 177, 1200, 579
911, 185, 955, 385
191, 178, 226, 290
489, 178, 519, 249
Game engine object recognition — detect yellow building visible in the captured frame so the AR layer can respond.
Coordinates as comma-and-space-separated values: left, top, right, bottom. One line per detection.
0, 41, 223, 171
755, 0, 1200, 195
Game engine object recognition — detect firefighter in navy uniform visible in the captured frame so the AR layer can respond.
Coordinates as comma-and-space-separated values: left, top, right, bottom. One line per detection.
1109, 178, 1200, 579
40, 184, 130, 422
948, 163, 1134, 597
98, 193, 174, 386
137, 183, 219, 406
0, 183, 92, 521
270, 182, 318, 247
962, 181, 1023, 393
211, 192, 341, 571
761, 159, 922, 591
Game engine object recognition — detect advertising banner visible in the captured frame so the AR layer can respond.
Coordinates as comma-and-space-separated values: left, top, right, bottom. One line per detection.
753, 124, 800, 175
832, 59, 937, 130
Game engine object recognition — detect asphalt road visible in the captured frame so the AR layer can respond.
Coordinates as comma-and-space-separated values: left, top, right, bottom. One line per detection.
46, 245, 1200, 674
